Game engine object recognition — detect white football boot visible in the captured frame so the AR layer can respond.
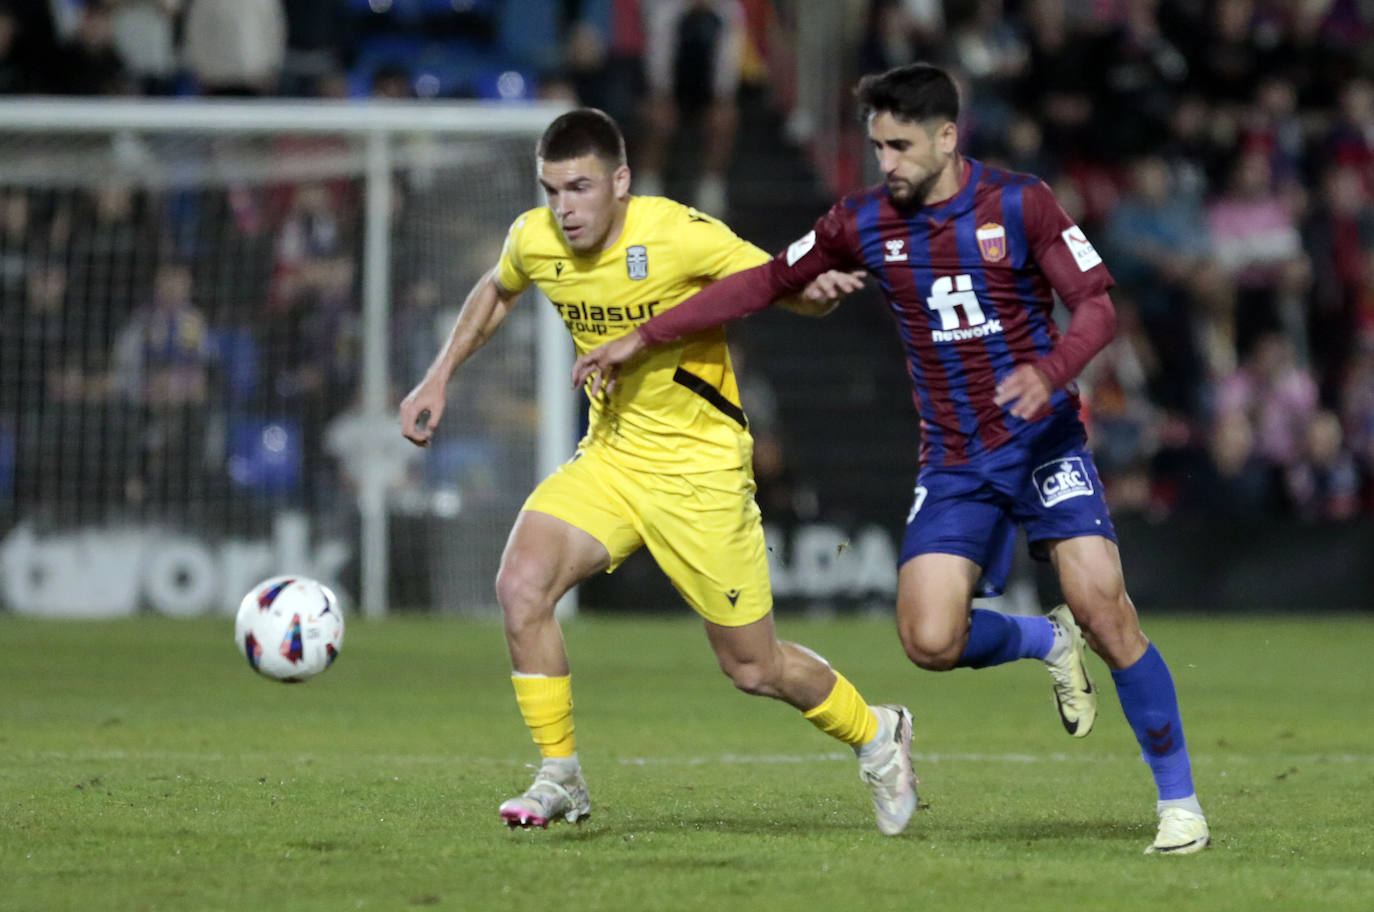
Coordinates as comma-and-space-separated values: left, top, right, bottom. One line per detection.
856, 704, 918, 836
1145, 807, 1210, 855
498, 761, 591, 829
1045, 604, 1097, 738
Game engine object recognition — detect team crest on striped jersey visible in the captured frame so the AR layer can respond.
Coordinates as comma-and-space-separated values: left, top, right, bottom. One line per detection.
626, 245, 648, 280
976, 222, 1007, 262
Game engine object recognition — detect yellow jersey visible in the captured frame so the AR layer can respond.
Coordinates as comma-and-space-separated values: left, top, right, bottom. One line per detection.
496, 195, 769, 473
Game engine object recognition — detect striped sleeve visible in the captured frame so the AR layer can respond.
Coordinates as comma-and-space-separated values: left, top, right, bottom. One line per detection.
1022, 181, 1113, 306
637, 203, 859, 345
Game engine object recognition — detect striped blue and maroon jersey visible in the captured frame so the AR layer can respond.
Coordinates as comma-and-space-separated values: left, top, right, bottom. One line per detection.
774, 158, 1114, 467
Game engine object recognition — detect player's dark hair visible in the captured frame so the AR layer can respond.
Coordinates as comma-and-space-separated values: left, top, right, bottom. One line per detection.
855, 63, 960, 126
537, 108, 627, 168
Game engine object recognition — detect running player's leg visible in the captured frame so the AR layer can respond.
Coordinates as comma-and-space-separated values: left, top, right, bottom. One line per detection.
897, 540, 1090, 737
499, 509, 609, 677
703, 613, 917, 837
894, 552, 981, 669
642, 466, 916, 834
495, 509, 611, 828
897, 553, 1061, 672
1047, 535, 1209, 854
703, 614, 866, 727
897, 475, 1057, 674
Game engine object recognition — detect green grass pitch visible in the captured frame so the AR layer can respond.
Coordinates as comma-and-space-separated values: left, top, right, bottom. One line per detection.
2, 611, 1372, 911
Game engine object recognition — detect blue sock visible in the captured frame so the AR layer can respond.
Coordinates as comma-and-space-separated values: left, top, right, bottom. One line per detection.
956, 609, 1055, 669
1111, 643, 1195, 801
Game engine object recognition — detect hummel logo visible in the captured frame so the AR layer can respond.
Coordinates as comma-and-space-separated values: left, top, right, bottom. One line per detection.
725, 589, 741, 606
554, 262, 564, 277
1146, 722, 1174, 755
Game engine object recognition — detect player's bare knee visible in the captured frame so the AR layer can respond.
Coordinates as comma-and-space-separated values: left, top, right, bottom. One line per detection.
897, 624, 959, 671
720, 658, 778, 697
495, 559, 554, 620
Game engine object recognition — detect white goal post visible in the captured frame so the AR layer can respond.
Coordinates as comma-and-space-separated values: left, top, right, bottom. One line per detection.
0, 98, 573, 619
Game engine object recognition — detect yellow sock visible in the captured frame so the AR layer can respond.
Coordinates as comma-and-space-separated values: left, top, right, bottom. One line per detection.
803, 671, 879, 747
511, 673, 576, 759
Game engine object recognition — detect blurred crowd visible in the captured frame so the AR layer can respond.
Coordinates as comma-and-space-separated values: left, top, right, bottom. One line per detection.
1, 0, 1373, 528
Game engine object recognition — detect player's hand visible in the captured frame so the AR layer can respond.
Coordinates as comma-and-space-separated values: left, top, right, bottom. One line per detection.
572, 330, 646, 397
399, 377, 447, 446
994, 364, 1053, 421
804, 269, 867, 303
781, 269, 868, 317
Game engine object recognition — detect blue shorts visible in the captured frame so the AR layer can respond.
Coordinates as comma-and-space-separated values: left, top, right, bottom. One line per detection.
900, 415, 1116, 597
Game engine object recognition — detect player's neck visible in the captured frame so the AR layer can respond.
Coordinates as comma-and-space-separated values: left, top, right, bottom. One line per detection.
919, 155, 969, 208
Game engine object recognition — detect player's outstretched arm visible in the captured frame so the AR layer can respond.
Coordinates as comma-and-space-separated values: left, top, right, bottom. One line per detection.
400, 268, 518, 446
572, 250, 849, 395
776, 269, 868, 318
571, 266, 862, 393
571, 260, 783, 396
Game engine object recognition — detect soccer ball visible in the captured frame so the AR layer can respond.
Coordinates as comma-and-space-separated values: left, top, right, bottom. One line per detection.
235, 576, 344, 682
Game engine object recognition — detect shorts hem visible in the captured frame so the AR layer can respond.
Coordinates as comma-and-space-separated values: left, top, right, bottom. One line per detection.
1026, 528, 1119, 562
897, 544, 986, 570
694, 604, 773, 627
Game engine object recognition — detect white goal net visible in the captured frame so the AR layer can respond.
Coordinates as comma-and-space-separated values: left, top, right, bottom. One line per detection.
0, 99, 570, 619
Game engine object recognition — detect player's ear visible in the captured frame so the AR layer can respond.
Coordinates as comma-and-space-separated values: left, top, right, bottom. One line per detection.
936, 120, 958, 155
612, 164, 632, 200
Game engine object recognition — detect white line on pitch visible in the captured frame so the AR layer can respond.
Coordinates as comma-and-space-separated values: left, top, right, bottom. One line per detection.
616, 751, 1076, 766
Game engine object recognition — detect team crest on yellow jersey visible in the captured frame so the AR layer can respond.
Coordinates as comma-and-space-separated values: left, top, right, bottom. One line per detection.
627, 245, 648, 280
977, 222, 1007, 262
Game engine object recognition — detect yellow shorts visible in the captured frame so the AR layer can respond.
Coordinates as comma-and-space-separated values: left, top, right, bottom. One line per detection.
521, 446, 772, 626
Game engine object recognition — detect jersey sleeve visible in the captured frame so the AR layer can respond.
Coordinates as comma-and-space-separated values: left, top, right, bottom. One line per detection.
1022, 180, 1114, 306
494, 213, 533, 295
765, 202, 863, 293
636, 203, 861, 345
675, 206, 771, 280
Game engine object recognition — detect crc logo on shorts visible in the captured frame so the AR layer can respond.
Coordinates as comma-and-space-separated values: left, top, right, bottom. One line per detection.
626, 245, 648, 280
1033, 457, 1093, 507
